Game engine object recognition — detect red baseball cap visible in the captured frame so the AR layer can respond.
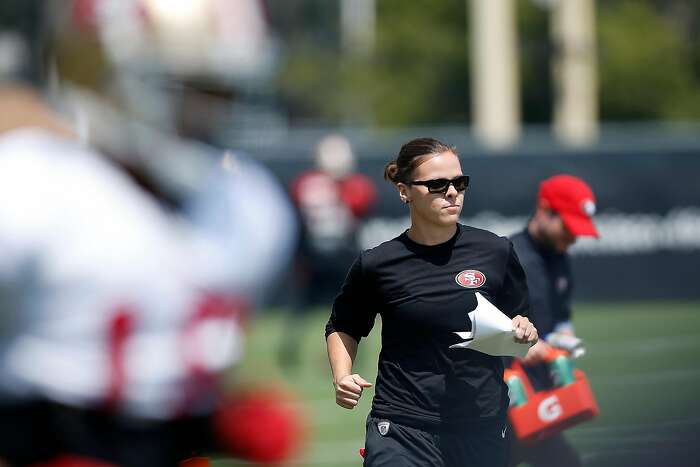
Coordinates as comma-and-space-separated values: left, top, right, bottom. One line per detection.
538, 175, 599, 238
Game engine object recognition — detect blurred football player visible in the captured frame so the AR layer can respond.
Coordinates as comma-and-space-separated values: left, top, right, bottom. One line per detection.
278, 134, 377, 371
0, 1, 298, 465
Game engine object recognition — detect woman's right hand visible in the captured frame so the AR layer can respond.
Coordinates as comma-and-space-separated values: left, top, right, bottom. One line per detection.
334, 374, 373, 409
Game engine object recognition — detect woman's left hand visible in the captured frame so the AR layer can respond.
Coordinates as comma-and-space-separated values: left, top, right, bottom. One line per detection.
511, 315, 538, 345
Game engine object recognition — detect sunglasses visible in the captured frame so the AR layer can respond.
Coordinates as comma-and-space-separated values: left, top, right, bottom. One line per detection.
408, 175, 470, 194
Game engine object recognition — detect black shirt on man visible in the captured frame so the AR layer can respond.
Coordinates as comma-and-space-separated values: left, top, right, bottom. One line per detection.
509, 229, 573, 338
325, 223, 530, 430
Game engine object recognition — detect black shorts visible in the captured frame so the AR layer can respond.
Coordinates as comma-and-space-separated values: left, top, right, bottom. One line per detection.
363, 416, 509, 467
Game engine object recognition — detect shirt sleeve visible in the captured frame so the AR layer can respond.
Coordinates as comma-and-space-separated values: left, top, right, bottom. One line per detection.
183, 153, 298, 302
496, 240, 531, 319
324, 254, 378, 343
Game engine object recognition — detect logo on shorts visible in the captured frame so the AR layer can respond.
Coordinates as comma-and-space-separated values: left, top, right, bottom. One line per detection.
455, 270, 486, 288
377, 421, 391, 436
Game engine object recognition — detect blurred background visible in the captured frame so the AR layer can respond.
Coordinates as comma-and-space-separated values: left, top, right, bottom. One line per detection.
1, 0, 700, 466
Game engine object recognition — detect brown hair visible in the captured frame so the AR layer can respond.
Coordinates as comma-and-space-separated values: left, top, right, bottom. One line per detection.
383, 137, 457, 184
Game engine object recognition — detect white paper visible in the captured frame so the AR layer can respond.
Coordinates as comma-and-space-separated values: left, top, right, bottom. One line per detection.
449, 292, 532, 358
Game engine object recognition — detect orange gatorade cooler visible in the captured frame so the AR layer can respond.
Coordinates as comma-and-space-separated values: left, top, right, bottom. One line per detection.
505, 350, 599, 445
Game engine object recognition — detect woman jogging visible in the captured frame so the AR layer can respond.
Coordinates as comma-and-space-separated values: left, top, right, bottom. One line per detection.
325, 137, 538, 467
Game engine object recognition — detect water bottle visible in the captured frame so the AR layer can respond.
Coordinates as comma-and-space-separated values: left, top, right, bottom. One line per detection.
505, 370, 528, 407
548, 351, 575, 387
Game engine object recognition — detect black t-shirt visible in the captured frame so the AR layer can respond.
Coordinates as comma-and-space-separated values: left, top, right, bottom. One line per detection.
510, 229, 572, 338
325, 224, 530, 429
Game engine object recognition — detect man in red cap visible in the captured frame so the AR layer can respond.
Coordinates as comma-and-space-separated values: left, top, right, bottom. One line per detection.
530, 174, 599, 251
507, 174, 599, 467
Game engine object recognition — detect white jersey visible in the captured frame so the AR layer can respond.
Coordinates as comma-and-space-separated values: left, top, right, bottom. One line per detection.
0, 128, 295, 419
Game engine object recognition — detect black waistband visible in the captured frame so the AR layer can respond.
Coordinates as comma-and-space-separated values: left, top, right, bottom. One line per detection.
369, 408, 506, 433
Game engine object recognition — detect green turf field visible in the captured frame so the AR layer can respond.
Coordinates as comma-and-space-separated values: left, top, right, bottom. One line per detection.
214, 302, 700, 467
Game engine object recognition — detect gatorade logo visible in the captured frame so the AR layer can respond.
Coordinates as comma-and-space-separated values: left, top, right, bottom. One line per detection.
455, 270, 486, 288
537, 395, 563, 423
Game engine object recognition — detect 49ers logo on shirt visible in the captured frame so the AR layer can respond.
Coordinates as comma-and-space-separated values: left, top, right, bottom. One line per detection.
455, 270, 486, 288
